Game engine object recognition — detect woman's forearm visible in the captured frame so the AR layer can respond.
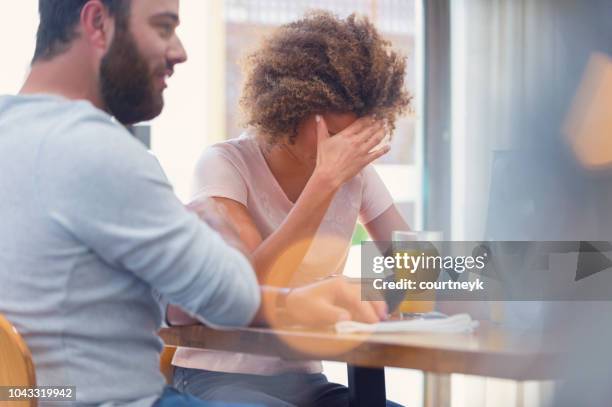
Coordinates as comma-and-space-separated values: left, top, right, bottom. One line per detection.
252, 172, 338, 285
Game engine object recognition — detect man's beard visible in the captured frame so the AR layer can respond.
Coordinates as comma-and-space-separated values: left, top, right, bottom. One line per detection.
100, 27, 164, 125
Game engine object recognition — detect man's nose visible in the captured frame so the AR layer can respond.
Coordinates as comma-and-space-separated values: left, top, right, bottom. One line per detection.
168, 35, 188, 65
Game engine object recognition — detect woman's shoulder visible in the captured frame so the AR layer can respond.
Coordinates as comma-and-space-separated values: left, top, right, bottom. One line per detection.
207, 131, 259, 161
200, 131, 257, 165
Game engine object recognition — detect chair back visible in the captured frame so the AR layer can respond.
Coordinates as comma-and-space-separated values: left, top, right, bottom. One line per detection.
0, 313, 37, 406
160, 346, 177, 384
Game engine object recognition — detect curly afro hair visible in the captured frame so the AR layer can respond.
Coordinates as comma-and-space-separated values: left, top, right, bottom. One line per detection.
240, 11, 412, 144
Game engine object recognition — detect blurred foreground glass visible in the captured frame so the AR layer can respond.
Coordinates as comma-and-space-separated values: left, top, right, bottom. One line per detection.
392, 231, 442, 317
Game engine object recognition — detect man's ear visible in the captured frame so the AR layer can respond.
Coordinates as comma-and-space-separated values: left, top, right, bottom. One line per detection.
80, 0, 116, 54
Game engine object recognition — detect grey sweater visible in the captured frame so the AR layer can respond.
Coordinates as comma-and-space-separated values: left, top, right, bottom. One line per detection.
0, 94, 260, 406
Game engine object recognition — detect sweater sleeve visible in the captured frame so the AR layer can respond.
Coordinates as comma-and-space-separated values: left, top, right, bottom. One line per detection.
36, 112, 260, 327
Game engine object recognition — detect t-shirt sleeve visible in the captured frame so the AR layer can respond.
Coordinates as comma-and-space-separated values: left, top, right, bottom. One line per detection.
359, 165, 395, 224
191, 146, 248, 205
37, 111, 260, 327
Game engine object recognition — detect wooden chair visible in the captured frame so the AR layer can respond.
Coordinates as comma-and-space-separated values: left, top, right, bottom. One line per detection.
0, 313, 37, 406
160, 345, 177, 385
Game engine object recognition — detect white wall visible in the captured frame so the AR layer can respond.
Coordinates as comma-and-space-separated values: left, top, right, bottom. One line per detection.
0, 1, 38, 94
150, 0, 226, 202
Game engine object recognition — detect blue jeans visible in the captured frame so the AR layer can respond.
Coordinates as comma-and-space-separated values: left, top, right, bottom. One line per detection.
153, 386, 259, 406
173, 367, 403, 407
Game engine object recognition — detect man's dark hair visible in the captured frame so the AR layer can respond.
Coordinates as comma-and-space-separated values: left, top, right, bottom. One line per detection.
32, 0, 130, 63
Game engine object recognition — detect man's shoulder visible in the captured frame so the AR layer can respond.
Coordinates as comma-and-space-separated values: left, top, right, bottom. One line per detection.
52, 99, 132, 142
0, 94, 133, 146
14, 97, 154, 172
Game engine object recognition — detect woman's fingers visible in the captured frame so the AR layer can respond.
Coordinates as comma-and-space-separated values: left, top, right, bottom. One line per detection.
355, 118, 384, 138
285, 278, 387, 326
315, 115, 330, 145
338, 282, 381, 324
314, 115, 390, 185
339, 116, 376, 138
362, 127, 388, 152
369, 300, 389, 320
364, 144, 391, 164
309, 301, 352, 324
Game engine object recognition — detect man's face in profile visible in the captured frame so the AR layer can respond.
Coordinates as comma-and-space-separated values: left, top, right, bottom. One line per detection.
100, 0, 186, 125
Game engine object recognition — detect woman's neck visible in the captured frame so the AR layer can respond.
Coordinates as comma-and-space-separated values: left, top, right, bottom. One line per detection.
258, 139, 314, 202
260, 137, 314, 173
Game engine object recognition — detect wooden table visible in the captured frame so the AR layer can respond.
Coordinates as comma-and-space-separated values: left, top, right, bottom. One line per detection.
159, 322, 560, 407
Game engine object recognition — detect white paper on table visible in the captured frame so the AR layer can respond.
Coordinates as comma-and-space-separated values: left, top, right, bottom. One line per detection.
335, 313, 479, 334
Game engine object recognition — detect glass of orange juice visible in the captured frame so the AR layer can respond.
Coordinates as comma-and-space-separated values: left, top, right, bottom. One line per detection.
392, 230, 442, 318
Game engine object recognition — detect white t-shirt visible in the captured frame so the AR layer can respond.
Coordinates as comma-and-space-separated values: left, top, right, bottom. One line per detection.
173, 132, 394, 375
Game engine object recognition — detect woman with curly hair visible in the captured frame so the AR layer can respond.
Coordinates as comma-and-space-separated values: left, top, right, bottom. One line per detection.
169, 11, 410, 407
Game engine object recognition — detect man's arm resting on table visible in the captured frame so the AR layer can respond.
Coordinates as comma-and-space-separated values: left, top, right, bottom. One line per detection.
167, 277, 388, 327
166, 287, 288, 327
167, 196, 387, 327
165, 196, 255, 326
